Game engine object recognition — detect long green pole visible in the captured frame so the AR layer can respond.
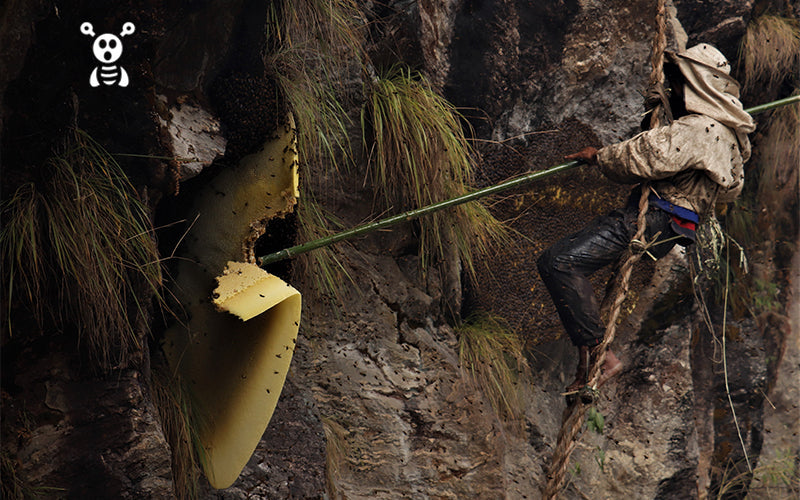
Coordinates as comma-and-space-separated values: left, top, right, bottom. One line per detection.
260, 160, 579, 265
259, 96, 800, 266
743, 94, 800, 115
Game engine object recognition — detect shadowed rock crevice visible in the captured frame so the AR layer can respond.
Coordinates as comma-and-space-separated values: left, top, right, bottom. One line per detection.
446, 0, 580, 137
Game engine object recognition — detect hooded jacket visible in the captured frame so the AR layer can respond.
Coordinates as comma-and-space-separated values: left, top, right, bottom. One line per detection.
596, 44, 756, 218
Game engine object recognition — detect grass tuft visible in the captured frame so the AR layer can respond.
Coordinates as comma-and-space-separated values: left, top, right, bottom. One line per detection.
265, 0, 366, 173
713, 452, 800, 499
748, 451, 800, 498
362, 66, 509, 277
293, 187, 353, 306
265, 0, 366, 302
739, 15, 800, 92
321, 415, 349, 498
1, 446, 65, 498
0, 129, 162, 368
457, 312, 530, 429
1, 451, 34, 500
150, 367, 202, 500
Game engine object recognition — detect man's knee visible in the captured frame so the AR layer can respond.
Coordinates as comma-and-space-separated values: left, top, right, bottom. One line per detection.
538, 246, 572, 279
537, 248, 555, 278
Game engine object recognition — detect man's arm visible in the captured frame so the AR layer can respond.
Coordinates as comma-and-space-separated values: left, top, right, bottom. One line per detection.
595, 115, 738, 185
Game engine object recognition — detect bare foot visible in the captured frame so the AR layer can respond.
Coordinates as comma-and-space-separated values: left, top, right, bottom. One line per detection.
597, 349, 623, 387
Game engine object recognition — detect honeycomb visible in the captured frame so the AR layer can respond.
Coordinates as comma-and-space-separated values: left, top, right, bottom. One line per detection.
465, 119, 641, 345
210, 71, 286, 162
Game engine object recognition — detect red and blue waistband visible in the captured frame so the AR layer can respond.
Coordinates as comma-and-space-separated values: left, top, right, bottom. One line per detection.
648, 193, 698, 240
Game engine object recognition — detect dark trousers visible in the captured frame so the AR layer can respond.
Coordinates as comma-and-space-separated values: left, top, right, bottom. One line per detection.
537, 196, 681, 347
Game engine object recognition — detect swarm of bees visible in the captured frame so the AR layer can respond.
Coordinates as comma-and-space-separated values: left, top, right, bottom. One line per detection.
210, 72, 286, 161
466, 121, 630, 345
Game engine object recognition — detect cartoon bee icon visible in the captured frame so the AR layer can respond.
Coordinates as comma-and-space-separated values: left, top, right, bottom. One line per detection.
81, 22, 135, 87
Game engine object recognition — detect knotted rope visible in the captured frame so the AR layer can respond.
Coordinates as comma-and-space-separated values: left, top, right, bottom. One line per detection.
542, 1, 667, 497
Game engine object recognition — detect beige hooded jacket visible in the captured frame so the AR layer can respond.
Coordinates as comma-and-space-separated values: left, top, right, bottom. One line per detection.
596, 44, 756, 218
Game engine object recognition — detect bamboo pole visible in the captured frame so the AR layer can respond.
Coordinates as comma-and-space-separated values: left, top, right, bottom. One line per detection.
744, 94, 800, 115
259, 96, 800, 266
260, 160, 580, 266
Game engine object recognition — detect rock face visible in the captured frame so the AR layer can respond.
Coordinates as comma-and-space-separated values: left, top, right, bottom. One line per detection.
289, 252, 509, 499
758, 242, 800, 499
673, 0, 754, 56
157, 96, 227, 180
2, 341, 174, 498
2, 1, 798, 499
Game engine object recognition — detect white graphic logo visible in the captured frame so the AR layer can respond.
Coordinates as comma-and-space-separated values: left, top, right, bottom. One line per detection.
81, 22, 135, 87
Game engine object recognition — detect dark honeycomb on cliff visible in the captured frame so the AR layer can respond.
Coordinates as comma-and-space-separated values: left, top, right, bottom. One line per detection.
210, 72, 286, 162
464, 119, 649, 346
254, 212, 298, 282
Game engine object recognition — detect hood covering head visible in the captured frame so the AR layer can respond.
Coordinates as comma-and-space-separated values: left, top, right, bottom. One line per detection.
668, 43, 756, 160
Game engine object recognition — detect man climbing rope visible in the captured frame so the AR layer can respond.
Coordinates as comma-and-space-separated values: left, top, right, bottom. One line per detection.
537, 43, 756, 397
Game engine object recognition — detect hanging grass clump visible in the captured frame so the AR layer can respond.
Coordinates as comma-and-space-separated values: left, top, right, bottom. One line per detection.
362, 66, 509, 277
739, 14, 800, 92
294, 188, 353, 306
1, 129, 162, 368
738, 14, 799, 219
265, 0, 365, 173
457, 312, 530, 430
263, 0, 366, 302
150, 368, 203, 500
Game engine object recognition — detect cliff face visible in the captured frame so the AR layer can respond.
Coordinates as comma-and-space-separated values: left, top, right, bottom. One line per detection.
2, 1, 798, 499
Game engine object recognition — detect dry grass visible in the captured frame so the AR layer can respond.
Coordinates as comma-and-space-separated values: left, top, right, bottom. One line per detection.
150, 367, 202, 500
265, 0, 366, 172
321, 415, 349, 498
362, 66, 509, 277
293, 186, 353, 306
713, 451, 800, 499
747, 451, 800, 498
739, 14, 799, 208
0, 456, 64, 499
1, 129, 162, 368
457, 312, 530, 430
0, 451, 50, 499
739, 15, 800, 91
264, 0, 366, 303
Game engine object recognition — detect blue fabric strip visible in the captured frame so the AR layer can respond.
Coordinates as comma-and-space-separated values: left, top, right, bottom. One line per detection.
648, 194, 699, 223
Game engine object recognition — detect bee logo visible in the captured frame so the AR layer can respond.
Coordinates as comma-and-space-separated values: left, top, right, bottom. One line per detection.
81, 22, 135, 87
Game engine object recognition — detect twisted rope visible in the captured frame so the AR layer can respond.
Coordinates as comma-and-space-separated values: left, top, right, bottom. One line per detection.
542, 1, 666, 497
542, 188, 650, 499
647, 0, 669, 129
